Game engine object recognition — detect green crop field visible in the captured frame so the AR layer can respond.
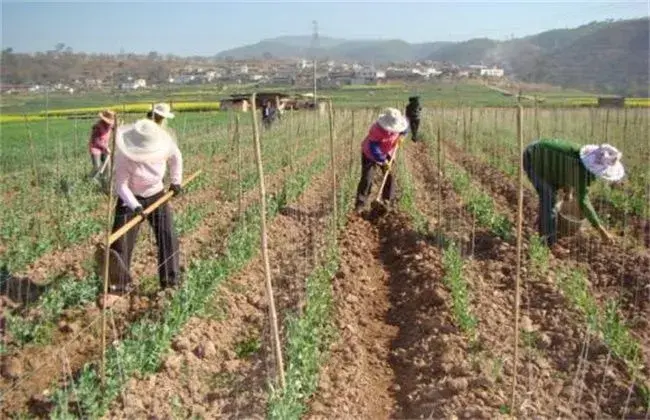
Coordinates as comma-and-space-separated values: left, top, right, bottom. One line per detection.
0, 83, 649, 419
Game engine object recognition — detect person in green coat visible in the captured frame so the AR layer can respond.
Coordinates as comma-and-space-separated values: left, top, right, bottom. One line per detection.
522, 139, 625, 246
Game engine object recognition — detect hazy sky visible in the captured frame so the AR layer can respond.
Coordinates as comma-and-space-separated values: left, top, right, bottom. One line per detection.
1, 1, 648, 56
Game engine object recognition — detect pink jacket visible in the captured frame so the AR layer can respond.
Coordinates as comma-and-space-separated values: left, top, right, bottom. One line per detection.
361, 122, 401, 163
88, 121, 112, 156
114, 143, 183, 210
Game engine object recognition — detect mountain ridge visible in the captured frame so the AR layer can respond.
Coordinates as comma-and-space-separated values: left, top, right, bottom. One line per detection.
215, 18, 649, 95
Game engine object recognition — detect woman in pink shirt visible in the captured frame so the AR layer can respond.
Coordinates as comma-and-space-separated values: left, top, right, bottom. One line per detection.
355, 108, 409, 213
88, 110, 115, 179
110, 118, 183, 293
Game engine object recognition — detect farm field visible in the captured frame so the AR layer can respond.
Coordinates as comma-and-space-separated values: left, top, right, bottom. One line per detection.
0, 89, 649, 419
3, 80, 649, 119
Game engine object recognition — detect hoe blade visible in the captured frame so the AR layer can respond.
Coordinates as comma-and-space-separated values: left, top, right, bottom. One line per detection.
94, 244, 132, 289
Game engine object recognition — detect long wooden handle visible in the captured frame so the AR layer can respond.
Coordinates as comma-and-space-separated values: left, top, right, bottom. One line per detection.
375, 138, 402, 201
108, 170, 202, 245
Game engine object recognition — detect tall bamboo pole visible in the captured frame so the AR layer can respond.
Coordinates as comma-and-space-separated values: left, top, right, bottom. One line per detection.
235, 114, 242, 217
327, 100, 338, 231
250, 93, 286, 389
100, 113, 119, 385
510, 104, 524, 412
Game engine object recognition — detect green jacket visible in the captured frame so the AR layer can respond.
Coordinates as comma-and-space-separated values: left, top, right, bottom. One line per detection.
527, 139, 600, 228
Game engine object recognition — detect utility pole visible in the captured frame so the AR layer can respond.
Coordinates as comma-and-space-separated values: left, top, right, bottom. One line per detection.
312, 20, 319, 107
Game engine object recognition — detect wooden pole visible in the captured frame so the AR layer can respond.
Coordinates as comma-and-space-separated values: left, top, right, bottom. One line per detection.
511, 104, 524, 412
328, 100, 338, 231
437, 125, 443, 245
250, 92, 286, 389
236, 114, 243, 217
349, 110, 355, 178
107, 171, 202, 245
23, 115, 39, 187
100, 114, 119, 385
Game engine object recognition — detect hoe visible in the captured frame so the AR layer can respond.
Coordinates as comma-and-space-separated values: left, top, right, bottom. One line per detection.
94, 170, 202, 292
369, 137, 403, 218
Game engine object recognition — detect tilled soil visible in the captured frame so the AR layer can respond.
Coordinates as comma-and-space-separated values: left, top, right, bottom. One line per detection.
0, 150, 322, 418
306, 141, 647, 418
442, 139, 650, 382
307, 216, 399, 419
105, 157, 339, 419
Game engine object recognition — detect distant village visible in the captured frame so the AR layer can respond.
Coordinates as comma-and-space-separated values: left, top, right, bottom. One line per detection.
2, 57, 505, 95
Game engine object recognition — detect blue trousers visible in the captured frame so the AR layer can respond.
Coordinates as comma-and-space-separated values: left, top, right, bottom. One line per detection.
523, 145, 557, 246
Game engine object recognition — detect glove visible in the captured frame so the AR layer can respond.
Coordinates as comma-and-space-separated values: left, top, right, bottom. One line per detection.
132, 206, 144, 217
169, 183, 182, 196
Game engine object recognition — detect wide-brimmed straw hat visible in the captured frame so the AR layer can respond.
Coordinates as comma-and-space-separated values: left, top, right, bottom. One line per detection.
579, 143, 625, 182
152, 103, 175, 119
377, 108, 409, 133
98, 109, 115, 125
115, 119, 174, 163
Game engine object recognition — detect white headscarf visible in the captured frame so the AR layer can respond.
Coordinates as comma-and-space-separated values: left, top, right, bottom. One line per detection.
579, 143, 625, 182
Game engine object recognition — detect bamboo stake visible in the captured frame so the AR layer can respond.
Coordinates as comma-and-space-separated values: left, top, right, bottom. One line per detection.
511, 104, 525, 412
250, 92, 286, 389
327, 100, 338, 232
23, 115, 39, 187
100, 113, 119, 385
437, 126, 443, 245
236, 113, 242, 217
349, 109, 356, 178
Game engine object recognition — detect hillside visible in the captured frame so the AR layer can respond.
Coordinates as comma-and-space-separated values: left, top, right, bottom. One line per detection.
215, 18, 649, 95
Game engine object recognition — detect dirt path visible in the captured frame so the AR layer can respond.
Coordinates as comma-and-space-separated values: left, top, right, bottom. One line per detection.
105, 154, 342, 419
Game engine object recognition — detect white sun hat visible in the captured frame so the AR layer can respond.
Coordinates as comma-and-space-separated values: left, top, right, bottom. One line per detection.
579, 143, 625, 182
115, 119, 175, 162
376, 107, 409, 133
152, 102, 175, 119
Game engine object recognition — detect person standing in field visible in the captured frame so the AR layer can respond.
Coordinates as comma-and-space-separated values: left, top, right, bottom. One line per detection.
262, 101, 275, 129
405, 96, 422, 142
110, 118, 183, 294
354, 108, 409, 213
523, 140, 625, 246
88, 109, 115, 179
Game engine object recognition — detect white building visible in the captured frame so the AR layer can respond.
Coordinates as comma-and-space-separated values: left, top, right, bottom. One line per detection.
480, 67, 505, 77
120, 79, 147, 90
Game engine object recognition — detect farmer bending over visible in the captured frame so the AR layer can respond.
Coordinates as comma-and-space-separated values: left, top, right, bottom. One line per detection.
405, 96, 422, 142
111, 119, 183, 292
355, 108, 409, 213
88, 109, 115, 179
523, 140, 625, 246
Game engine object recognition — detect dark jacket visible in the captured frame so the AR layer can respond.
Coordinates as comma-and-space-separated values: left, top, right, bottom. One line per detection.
405, 98, 421, 120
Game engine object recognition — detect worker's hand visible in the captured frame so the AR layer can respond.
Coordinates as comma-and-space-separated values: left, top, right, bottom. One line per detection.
169, 183, 182, 196
132, 206, 144, 217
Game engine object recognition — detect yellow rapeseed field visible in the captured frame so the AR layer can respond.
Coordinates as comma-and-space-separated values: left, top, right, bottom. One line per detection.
566, 97, 650, 107
0, 101, 221, 123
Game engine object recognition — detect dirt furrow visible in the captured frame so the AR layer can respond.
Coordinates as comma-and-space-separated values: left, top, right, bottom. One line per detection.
105, 155, 340, 419
307, 215, 398, 419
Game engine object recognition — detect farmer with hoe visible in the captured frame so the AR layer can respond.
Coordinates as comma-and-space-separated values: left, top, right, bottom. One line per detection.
523, 140, 625, 246
405, 96, 422, 142
107, 117, 183, 297
355, 108, 409, 214
88, 109, 115, 180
